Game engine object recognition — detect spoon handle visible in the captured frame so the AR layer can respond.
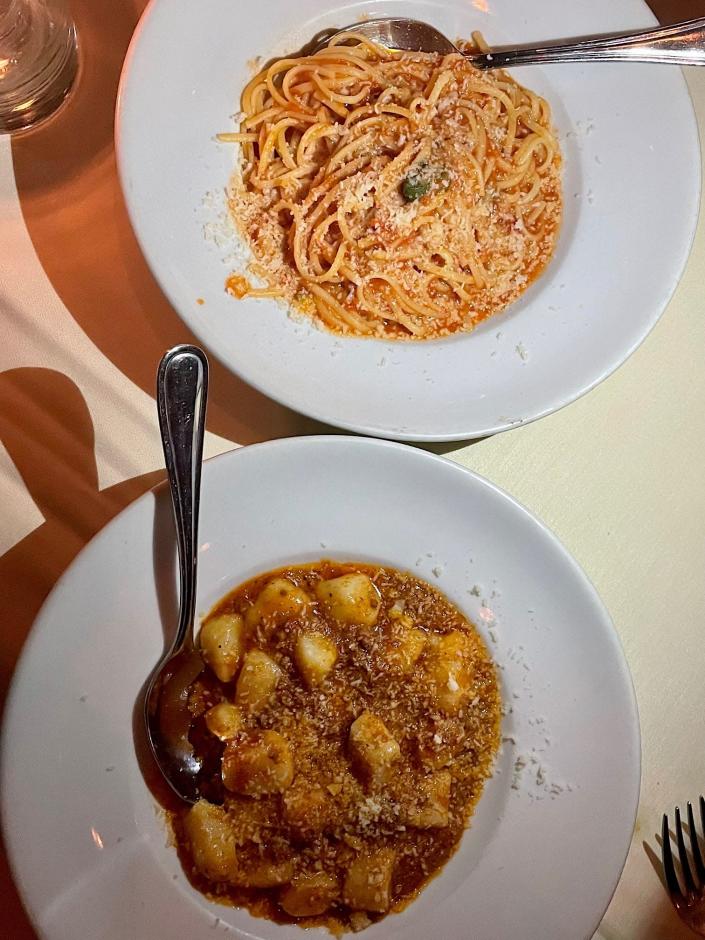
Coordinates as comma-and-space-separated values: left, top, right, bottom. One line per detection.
474, 16, 705, 68
157, 345, 209, 653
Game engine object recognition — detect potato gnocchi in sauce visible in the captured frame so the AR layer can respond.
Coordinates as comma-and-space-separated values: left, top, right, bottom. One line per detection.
168, 561, 500, 933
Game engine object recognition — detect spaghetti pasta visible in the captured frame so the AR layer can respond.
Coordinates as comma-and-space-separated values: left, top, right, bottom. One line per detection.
222, 32, 562, 339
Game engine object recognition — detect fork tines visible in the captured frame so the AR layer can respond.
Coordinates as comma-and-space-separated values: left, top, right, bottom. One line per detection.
662, 796, 705, 902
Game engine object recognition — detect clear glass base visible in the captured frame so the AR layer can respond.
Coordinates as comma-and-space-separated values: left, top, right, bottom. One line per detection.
0, 2, 79, 134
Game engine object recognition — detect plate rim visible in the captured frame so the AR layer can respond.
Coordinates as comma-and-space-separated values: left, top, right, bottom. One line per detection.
0, 435, 641, 938
114, 0, 702, 443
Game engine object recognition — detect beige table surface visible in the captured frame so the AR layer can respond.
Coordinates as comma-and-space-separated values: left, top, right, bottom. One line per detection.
1, 1, 704, 937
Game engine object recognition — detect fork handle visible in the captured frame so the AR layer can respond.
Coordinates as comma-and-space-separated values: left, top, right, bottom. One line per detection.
474, 16, 705, 68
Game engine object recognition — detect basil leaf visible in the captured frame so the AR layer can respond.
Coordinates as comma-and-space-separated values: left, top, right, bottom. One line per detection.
402, 176, 431, 201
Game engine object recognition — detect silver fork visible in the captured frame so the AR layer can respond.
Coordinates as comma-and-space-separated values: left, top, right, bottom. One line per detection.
662, 798, 705, 935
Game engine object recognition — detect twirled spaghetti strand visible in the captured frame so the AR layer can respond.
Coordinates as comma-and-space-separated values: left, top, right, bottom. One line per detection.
221, 33, 562, 338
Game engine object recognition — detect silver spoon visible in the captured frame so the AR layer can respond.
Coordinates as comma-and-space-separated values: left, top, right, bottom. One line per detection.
315, 16, 705, 68
144, 344, 209, 804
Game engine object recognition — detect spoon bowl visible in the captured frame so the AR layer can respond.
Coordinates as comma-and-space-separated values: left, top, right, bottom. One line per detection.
314, 17, 460, 57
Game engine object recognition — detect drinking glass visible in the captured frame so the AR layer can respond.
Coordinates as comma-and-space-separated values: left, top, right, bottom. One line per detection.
0, 0, 78, 134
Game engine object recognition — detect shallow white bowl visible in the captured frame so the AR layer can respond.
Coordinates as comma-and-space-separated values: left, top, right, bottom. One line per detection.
116, 0, 699, 441
1, 437, 639, 939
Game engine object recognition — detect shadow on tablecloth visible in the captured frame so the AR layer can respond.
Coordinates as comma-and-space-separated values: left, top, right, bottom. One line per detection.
0, 366, 165, 939
9, 0, 327, 450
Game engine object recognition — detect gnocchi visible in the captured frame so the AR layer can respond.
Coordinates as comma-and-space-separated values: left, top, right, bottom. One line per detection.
204, 702, 242, 741
425, 631, 475, 712
294, 632, 338, 687
280, 872, 339, 917
408, 771, 451, 828
315, 573, 381, 626
342, 849, 396, 912
199, 613, 244, 682
245, 578, 312, 631
388, 621, 426, 674
184, 800, 238, 882
235, 649, 281, 713
222, 730, 294, 795
348, 711, 401, 786
282, 780, 333, 834
233, 858, 294, 888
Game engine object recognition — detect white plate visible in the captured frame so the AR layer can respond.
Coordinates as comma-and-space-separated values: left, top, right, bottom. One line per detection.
2, 437, 639, 940
116, 0, 699, 442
